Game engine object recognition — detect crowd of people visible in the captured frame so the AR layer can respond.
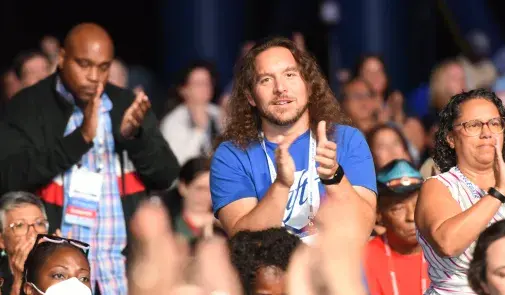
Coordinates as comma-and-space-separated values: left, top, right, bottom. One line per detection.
1, 21, 505, 295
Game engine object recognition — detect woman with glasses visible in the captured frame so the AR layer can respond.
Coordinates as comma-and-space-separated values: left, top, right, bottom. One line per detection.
0, 192, 49, 295
22, 234, 91, 295
415, 88, 505, 294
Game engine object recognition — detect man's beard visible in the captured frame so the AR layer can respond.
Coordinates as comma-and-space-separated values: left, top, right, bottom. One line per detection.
256, 102, 309, 126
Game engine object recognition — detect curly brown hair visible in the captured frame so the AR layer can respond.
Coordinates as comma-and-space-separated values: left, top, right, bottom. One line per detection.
219, 37, 349, 150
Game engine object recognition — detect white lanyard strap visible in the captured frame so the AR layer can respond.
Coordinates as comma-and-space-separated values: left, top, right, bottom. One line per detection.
260, 131, 317, 216
383, 235, 427, 295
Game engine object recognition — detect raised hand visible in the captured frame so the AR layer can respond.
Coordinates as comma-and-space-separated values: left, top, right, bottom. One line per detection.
274, 135, 297, 188
287, 196, 368, 295
121, 90, 151, 139
128, 199, 241, 295
494, 137, 505, 193
81, 83, 103, 143
315, 121, 338, 180
187, 104, 210, 130
128, 199, 188, 294
10, 236, 36, 290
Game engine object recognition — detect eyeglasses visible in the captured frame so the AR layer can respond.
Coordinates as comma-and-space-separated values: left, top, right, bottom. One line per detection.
453, 117, 505, 136
8, 219, 49, 236
34, 234, 90, 256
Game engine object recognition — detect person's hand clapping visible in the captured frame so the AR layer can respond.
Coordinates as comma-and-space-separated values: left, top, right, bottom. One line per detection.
81, 83, 103, 143
274, 135, 297, 188
494, 137, 505, 194
120, 90, 151, 139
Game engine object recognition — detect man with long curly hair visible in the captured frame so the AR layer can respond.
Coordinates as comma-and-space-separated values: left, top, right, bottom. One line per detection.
210, 37, 377, 243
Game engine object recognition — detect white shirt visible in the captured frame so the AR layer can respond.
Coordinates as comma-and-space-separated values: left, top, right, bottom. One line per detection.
159, 103, 221, 165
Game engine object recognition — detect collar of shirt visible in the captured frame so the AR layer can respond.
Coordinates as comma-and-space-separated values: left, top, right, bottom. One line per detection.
56, 76, 113, 113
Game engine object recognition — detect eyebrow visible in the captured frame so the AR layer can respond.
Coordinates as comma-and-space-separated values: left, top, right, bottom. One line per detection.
74, 57, 112, 66
257, 66, 300, 79
494, 266, 505, 273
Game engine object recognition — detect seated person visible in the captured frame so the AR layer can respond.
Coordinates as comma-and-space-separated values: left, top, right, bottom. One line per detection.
0, 192, 49, 295
229, 228, 300, 295
163, 157, 223, 241
364, 159, 430, 295
21, 234, 91, 295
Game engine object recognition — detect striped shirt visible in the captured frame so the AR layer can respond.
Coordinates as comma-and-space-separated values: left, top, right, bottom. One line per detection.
417, 166, 505, 294
57, 78, 128, 294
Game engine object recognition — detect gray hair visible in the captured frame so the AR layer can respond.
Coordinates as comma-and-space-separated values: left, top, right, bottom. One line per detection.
0, 191, 47, 232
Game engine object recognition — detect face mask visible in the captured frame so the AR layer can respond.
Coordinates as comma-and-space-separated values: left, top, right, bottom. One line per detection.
30, 277, 91, 295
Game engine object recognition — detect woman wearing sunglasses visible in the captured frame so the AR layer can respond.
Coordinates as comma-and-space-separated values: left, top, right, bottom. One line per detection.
21, 234, 91, 295
415, 89, 505, 294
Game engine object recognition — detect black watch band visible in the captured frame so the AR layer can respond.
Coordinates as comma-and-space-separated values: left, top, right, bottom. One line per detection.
320, 165, 344, 185
488, 187, 505, 203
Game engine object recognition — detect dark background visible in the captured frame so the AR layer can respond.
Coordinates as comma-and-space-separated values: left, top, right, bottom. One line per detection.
1, 0, 503, 98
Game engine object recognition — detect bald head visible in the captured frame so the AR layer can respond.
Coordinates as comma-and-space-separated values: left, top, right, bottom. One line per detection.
58, 23, 115, 102
64, 23, 114, 55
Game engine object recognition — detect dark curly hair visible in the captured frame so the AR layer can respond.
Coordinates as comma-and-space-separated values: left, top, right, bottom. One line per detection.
229, 228, 301, 294
433, 88, 505, 173
219, 37, 349, 150
468, 220, 505, 295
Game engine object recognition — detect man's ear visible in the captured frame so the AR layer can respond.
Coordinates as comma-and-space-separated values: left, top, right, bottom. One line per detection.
246, 92, 256, 107
178, 182, 188, 198
57, 48, 65, 71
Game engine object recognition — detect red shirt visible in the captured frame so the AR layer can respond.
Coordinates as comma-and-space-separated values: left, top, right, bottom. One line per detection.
364, 236, 430, 295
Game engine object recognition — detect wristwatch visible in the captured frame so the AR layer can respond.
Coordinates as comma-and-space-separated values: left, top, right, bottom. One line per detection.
320, 165, 344, 185
488, 187, 505, 203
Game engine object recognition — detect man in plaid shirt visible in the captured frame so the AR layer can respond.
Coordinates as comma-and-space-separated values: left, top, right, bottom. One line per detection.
0, 23, 179, 294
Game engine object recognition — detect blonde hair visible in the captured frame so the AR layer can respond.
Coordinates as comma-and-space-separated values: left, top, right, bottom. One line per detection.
429, 59, 462, 111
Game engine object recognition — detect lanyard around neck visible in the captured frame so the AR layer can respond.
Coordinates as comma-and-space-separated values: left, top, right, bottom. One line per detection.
383, 235, 427, 295
260, 131, 317, 219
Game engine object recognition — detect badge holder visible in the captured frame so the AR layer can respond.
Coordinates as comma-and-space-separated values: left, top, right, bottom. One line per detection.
64, 166, 103, 228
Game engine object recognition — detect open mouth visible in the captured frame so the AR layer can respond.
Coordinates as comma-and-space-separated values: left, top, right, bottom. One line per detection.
272, 100, 293, 106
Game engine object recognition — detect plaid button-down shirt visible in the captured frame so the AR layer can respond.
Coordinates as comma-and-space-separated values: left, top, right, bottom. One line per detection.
57, 78, 128, 294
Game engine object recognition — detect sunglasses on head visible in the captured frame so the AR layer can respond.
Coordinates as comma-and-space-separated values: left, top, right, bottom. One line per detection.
24, 234, 90, 282
34, 234, 90, 256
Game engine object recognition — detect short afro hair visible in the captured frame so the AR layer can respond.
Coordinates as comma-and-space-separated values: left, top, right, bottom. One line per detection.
229, 228, 301, 294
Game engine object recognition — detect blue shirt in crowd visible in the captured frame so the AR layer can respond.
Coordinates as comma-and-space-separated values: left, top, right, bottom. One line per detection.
210, 124, 377, 238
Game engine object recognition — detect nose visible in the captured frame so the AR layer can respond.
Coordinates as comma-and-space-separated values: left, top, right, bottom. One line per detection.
26, 224, 37, 238
87, 67, 99, 82
480, 123, 493, 138
406, 203, 415, 222
274, 78, 287, 94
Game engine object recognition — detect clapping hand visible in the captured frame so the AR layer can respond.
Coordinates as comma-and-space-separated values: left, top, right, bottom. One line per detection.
120, 90, 151, 139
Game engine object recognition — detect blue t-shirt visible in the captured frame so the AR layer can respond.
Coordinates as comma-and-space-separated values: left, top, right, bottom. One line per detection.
210, 124, 376, 237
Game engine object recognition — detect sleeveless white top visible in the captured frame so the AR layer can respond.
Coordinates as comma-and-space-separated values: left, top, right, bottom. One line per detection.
417, 166, 505, 294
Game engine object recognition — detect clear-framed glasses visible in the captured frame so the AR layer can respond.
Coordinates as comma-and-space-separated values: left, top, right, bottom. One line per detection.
8, 219, 49, 236
453, 117, 505, 136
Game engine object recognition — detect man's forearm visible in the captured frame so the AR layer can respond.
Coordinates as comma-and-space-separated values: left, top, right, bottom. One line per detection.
231, 180, 289, 235
325, 177, 376, 240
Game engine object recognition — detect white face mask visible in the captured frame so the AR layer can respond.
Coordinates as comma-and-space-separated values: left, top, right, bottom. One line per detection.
30, 277, 92, 295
